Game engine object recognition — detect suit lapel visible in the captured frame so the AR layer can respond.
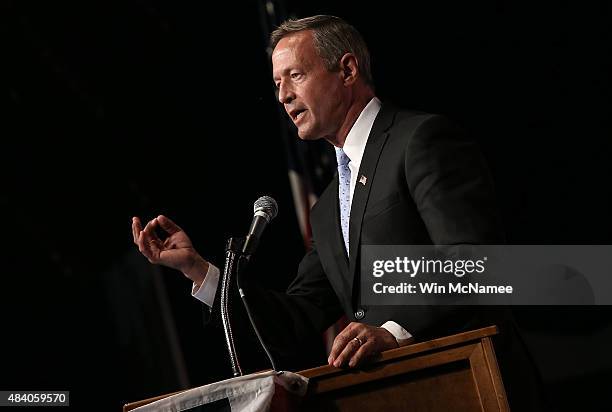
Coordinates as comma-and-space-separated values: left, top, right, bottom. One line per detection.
347, 104, 397, 299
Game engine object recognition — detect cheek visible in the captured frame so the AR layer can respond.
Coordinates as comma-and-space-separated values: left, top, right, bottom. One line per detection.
303, 79, 343, 124
313, 87, 339, 113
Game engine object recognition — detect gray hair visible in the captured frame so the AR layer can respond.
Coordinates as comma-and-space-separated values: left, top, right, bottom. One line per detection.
270, 15, 373, 87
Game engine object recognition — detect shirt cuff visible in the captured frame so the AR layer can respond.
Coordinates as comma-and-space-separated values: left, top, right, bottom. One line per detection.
381, 321, 413, 346
191, 263, 220, 307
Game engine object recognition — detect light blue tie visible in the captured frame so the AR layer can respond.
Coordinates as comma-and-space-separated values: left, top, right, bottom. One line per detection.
335, 147, 351, 255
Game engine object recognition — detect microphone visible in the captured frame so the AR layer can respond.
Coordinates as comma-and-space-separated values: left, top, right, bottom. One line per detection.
242, 196, 278, 254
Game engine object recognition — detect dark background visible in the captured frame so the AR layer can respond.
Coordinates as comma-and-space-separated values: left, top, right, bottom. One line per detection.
2, 0, 611, 410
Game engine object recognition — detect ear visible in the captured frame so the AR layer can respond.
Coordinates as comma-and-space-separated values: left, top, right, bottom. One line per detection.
339, 53, 359, 86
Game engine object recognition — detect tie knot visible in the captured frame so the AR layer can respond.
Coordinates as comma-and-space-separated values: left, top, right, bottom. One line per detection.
335, 147, 350, 167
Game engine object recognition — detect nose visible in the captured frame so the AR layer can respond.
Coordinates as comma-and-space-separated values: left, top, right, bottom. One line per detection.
277, 81, 295, 104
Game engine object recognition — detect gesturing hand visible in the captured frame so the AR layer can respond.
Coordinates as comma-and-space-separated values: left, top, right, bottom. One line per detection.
132, 215, 208, 285
328, 322, 399, 368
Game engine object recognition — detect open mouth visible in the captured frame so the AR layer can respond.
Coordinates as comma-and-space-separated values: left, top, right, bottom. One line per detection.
291, 109, 306, 122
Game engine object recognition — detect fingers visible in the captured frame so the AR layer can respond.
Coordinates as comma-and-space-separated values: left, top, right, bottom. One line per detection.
157, 215, 182, 235
137, 231, 153, 261
349, 340, 375, 367
136, 218, 162, 262
142, 219, 161, 247
328, 323, 399, 368
333, 336, 364, 368
132, 217, 142, 244
328, 322, 358, 364
142, 218, 159, 239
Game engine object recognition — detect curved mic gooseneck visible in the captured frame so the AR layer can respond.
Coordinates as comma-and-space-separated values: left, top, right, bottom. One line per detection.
220, 196, 279, 377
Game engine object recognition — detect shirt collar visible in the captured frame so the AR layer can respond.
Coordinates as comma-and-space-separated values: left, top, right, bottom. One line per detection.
341, 97, 382, 170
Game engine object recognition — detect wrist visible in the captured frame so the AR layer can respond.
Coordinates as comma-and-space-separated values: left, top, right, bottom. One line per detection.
380, 321, 413, 347
183, 252, 209, 287
381, 328, 400, 348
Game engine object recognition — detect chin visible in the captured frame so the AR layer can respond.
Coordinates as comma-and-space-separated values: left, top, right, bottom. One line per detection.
296, 130, 319, 141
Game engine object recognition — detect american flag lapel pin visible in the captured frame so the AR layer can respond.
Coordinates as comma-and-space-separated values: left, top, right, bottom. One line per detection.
359, 175, 367, 185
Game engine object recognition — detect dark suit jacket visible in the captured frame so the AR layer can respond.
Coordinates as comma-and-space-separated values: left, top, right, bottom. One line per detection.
215, 103, 546, 409
238, 103, 505, 361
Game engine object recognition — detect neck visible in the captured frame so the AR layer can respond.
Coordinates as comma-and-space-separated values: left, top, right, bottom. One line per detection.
326, 88, 376, 148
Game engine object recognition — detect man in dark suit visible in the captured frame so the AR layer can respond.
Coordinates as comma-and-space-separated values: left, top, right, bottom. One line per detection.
132, 16, 543, 408
133, 13, 501, 365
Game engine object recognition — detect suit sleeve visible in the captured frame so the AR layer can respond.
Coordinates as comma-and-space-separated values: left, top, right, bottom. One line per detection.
383, 114, 505, 340
404, 114, 504, 244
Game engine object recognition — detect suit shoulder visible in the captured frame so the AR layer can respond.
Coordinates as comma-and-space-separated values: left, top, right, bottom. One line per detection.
385, 108, 464, 148
392, 109, 458, 133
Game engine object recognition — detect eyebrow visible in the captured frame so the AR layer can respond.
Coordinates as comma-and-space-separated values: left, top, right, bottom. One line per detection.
272, 67, 295, 80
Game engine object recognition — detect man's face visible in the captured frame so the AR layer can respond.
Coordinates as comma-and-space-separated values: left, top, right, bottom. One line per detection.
272, 31, 348, 140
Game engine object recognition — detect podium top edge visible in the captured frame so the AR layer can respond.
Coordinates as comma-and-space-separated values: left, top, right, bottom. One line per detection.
299, 325, 499, 379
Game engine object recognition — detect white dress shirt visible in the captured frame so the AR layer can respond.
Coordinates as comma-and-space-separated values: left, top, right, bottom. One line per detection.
191, 97, 412, 346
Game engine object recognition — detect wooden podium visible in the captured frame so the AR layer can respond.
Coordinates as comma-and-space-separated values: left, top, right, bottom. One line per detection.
298, 325, 508, 411
124, 325, 508, 411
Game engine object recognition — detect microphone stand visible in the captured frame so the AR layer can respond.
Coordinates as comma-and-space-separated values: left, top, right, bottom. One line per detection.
220, 237, 278, 377
220, 237, 245, 377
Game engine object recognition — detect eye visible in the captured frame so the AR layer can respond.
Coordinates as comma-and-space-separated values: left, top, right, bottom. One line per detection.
290, 72, 303, 80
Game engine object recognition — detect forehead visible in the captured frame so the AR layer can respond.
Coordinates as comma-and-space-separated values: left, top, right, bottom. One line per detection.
272, 31, 321, 76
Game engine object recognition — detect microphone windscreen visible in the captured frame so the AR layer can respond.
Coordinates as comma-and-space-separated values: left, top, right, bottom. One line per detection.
253, 196, 278, 222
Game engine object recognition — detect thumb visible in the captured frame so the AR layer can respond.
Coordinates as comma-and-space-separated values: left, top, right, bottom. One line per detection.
157, 215, 182, 235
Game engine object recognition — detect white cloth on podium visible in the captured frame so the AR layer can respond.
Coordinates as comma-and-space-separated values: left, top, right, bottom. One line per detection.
133, 370, 308, 412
